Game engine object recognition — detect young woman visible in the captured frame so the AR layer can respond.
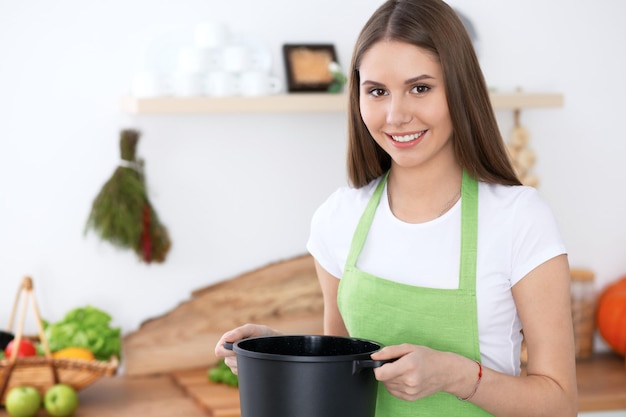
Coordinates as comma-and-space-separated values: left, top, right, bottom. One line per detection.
215, 1, 578, 416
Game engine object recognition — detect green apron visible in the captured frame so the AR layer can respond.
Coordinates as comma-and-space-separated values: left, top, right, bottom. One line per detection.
337, 171, 493, 416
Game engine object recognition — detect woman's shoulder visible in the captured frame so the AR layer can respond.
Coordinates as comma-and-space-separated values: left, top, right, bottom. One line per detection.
478, 181, 560, 229
314, 177, 381, 217
309, 177, 382, 241
479, 182, 547, 209
307, 177, 384, 276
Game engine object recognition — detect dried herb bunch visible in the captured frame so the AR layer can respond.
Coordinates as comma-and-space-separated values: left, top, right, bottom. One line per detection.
85, 129, 171, 263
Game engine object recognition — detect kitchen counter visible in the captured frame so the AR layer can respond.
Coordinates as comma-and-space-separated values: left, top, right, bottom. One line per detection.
577, 352, 626, 412
1, 352, 624, 416
0, 373, 208, 417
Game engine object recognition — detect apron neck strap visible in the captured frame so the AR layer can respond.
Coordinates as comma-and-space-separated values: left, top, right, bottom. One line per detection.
459, 170, 478, 291
344, 171, 389, 268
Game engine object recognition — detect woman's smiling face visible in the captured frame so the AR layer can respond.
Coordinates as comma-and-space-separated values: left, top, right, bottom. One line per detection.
358, 40, 454, 171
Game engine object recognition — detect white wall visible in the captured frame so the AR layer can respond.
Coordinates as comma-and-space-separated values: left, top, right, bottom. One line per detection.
1, 0, 625, 352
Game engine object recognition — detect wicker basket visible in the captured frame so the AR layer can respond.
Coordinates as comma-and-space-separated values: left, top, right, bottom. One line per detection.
0, 277, 119, 405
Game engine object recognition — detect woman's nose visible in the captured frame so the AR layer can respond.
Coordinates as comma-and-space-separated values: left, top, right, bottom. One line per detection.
385, 96, 413, 126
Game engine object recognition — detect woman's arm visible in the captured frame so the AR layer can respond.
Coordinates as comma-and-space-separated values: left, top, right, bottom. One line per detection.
314, 260, 350, 337
474, 254, 577, 416
371, 254, 578, 417
480, 253, 577, 416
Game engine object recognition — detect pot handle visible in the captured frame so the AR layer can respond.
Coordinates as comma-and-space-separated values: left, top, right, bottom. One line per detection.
353, 358, 395, 375
223, 341, 234, 351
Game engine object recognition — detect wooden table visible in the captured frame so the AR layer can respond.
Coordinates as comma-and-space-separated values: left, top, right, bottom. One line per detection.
1, 352, 624, 416
577, 352, 626, 412
0, 374, 209, 417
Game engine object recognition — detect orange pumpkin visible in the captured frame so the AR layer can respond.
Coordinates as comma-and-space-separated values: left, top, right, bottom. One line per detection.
596, 275, 626, 356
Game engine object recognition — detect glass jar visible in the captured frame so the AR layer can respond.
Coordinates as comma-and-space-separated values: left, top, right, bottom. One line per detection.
570, 268, 596, 360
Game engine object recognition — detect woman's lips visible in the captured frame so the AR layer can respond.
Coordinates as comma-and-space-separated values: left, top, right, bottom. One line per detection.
389, 130, 427, 144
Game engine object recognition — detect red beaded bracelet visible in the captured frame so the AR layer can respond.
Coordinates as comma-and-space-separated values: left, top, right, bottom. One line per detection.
457, 360, 482, 401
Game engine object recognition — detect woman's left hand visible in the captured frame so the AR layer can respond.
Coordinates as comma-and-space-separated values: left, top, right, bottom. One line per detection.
370, 344, 455, 401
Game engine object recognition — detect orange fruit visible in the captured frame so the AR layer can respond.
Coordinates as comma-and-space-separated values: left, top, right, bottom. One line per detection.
52, 347, 95, 361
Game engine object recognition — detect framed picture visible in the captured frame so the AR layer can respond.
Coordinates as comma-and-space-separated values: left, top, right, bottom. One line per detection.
282, 44, 338, 92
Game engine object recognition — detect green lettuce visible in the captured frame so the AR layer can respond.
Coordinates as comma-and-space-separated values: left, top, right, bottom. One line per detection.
43, 306, 121, 361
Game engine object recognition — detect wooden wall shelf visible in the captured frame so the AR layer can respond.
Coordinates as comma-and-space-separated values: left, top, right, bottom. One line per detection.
120, 92, 563, 114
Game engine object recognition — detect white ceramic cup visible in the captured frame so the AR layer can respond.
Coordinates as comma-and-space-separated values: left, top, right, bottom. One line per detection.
173, 72, 204, 97
239, 71, 282, 96
177, 46, 203, 73
176, 45, 221, 73
131, 71, 171, 97
221, 44, 252, 73
205, 71, 239, 97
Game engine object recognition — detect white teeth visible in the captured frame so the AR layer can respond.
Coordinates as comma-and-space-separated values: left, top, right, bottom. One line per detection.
391, 131, 425, 142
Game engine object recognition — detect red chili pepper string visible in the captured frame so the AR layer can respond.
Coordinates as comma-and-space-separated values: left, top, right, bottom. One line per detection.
141, 203, 152, 263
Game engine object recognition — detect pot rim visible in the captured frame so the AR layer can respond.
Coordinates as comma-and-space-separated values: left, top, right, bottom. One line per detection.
231, 334, 383, 363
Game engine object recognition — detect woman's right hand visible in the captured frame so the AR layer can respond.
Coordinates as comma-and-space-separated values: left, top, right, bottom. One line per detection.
214, 323, 281, 375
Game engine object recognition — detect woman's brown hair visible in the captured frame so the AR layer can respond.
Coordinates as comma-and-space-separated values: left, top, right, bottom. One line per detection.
346, 0, 521, 188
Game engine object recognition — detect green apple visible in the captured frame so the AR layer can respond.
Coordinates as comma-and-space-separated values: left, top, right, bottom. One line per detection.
5, 386, 41, 417
44, 384, 79, 417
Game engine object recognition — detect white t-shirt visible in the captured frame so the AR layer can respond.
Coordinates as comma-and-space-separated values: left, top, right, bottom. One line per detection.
306, 177, 567, 376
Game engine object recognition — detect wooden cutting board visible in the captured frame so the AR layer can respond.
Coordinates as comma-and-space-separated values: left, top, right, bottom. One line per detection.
123, 254, 324, 376
172, 368, 240, 417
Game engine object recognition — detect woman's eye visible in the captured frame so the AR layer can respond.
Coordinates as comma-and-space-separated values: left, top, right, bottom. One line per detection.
368, 88, 387, 97
412, 84, 431, 95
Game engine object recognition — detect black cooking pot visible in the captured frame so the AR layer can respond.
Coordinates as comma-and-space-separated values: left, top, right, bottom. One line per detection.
225, 335, 389, 417
0, 330, 14, 350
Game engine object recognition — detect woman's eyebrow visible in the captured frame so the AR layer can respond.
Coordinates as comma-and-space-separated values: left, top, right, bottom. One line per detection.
360, 74, 436, 87
361, 79, 384, 87
404, 74, 435, 85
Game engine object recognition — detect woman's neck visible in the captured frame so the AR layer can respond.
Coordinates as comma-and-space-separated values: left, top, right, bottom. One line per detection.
387, 162, 463, 224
